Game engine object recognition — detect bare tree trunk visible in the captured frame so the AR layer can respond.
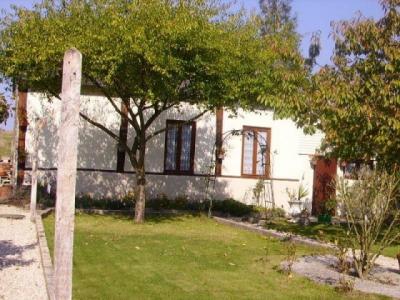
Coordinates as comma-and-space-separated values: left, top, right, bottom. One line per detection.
54, 48, 82, 300
134, 167, 146, 223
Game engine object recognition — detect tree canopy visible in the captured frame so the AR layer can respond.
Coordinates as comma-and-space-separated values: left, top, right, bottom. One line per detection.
307, 0, 399, 167
0, 94, 8, 124
259, 0, 296, 35
0, 0, 308, 221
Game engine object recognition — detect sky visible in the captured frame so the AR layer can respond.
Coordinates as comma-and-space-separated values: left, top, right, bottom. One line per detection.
0, 0, 383, 130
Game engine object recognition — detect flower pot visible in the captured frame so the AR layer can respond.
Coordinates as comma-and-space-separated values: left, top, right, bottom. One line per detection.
318, 214, 332, 224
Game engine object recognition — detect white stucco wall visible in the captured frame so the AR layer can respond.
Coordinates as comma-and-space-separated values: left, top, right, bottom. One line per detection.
24, 92, 324, 212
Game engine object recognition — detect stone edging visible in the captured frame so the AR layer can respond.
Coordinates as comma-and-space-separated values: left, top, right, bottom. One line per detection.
212, 216, 336, 249
35, 208, 55, 300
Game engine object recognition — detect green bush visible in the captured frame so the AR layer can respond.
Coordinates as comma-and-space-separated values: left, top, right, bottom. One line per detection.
38, 189, 255, 217
37, 184, 55, 207
212, 198, 255, 217
76, 194, 135, 210
253, 206, 286, 219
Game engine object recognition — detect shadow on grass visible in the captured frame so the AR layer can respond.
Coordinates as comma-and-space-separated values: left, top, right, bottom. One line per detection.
73, 209, 205, 225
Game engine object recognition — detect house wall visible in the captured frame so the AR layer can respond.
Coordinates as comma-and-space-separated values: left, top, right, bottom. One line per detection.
23, 92, 323, 212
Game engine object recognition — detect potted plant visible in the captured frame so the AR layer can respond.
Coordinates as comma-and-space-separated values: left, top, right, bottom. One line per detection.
286, 184, 309, 216
318, 198, 337, 224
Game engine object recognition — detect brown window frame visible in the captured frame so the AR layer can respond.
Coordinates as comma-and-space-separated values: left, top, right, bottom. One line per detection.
241, 126, 271, 178
163, 120, 196, 175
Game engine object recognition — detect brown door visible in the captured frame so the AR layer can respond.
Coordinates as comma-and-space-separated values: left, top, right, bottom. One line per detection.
312, 157, 337, 216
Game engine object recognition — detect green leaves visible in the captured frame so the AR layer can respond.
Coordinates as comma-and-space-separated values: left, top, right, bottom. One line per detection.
302, 0, 400, 168
0, 93, 8, 124
0, 0, 309, 114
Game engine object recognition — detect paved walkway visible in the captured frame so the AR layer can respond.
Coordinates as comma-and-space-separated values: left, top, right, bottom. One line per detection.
0, 205, 47, 300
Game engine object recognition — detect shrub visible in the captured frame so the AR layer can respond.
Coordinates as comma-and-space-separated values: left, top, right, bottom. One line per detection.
147, 194, 170, 210
266, 207, 286, 219
336, 168, 400, 279
75, 194, 135, 210
38, 189, 254, 217
212, 198, 255, 217
334, 237, 351, 274
254, 206, 286, 220
37, 184, 55, 207
283, 237, 297, 278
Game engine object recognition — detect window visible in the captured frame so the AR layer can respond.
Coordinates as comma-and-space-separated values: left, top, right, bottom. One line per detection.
241, 126, 271, 177
341, 160, 374, 179
164, 120, 196, 174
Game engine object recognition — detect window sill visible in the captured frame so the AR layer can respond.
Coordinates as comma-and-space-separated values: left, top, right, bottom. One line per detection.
164, 170, 195, 176
240, 174, 270, 179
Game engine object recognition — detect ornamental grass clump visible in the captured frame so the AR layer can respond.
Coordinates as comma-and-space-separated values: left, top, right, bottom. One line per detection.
336, 168, 400, 279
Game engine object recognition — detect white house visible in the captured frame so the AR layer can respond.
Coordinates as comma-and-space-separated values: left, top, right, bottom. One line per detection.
13, 90, 340, 215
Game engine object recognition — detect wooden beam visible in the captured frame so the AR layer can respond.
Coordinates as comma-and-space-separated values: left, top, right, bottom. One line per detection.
116, 101, 128, 172
215, 108, 223, 176
16, 90, 28, 187
54, 48, 82, 300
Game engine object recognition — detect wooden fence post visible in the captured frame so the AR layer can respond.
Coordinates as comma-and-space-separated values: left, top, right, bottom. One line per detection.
54, 48, 82, 300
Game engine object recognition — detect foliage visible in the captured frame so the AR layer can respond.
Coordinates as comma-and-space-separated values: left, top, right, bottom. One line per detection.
286, 183, 308, 202
43, 213, 376, 300
259, 0, 296, 35
255, 206, 286, 220
336, 168, 400, 278
283, 237, 297, 278
305, 31, 321, 68
335, 276, 355, 294
323, 198, 337, 215
0, 94, 8, 124
305, 0, 400, 168
252, 178, 265, 206
37, 191, 259, 217
212, 198, 255, 217
334, 237, 351, 274
257, 0, 312, 121
0, 0, 308, 222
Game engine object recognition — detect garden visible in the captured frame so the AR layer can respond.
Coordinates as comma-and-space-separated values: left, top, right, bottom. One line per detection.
43, 213, 389, 300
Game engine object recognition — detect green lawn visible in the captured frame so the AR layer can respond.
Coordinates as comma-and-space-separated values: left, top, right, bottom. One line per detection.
0, 130, 13, 158
43, 213, 389, 300
265, 219, 400, 258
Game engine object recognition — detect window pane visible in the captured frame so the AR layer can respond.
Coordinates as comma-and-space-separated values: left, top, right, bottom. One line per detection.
165, 125, 178, 171
180, 124, 192, 171
256, 131, 267, 175
243, 131, 254, 174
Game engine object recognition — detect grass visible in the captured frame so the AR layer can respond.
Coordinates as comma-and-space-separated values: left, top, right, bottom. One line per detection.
43, 213, 389, 299
0, 129, 13, 158
265, 219, 400, 258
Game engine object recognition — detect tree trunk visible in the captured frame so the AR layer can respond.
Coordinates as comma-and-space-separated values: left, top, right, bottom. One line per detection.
134, 168, 146, 223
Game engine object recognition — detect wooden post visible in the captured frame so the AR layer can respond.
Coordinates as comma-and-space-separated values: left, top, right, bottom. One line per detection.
30, 118, 43, 222
54, 48, 82, 300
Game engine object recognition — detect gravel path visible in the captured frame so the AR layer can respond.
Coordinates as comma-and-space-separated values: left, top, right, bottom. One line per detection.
0, 205, 47, 300
290, 254, 400, 299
